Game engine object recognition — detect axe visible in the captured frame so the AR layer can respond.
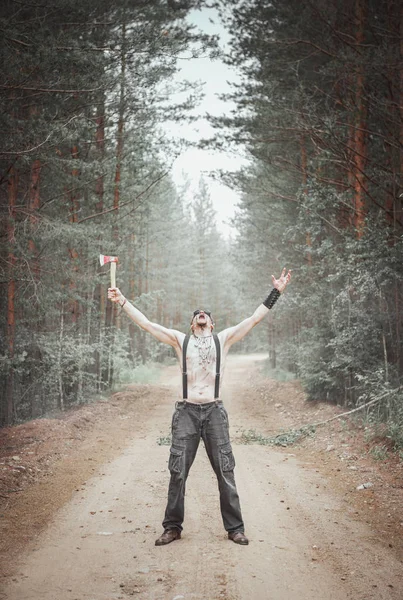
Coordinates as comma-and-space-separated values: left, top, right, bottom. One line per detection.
99, 254, 118, 288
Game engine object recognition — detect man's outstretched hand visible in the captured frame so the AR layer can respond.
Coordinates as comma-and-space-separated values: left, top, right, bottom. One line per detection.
108, 287, 125, 304
272, 268, 292, 293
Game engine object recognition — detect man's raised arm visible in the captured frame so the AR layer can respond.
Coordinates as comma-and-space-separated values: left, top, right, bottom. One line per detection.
221, 268, 291, 348
108, 287, 183, 349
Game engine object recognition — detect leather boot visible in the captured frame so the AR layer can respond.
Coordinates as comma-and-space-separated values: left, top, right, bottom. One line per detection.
228, 531, 249, 545
155, 528, 181, 546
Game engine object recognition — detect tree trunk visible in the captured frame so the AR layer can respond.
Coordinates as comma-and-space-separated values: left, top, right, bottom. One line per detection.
268, 319, 276, 369
106, 19, 127, 383
352, 0, 368, 236
113, 19, 126, 231
58, 302, 65, 411
300, 135, 312, 265
28, 159, 41, 281
128, 233, 137, 363
5, 166, 18, 425
28, 158, 43, 418
400, 5, 403, 188
69, 144, 80, 324
396, 4, 403, 373
95, 96, 105, 390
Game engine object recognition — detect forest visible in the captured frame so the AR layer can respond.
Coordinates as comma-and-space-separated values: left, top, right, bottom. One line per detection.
1, 0, 402, 451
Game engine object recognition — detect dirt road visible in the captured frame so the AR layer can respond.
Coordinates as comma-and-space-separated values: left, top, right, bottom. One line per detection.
1, 355, 402, 600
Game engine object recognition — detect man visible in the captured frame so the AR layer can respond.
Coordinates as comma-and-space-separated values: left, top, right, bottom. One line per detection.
108, 268, 291, 546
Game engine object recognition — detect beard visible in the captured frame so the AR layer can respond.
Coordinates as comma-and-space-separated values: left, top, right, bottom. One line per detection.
192, 318, 209, 332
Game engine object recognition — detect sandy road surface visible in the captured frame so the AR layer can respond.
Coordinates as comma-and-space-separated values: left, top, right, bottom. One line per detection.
2, 355, 402, 600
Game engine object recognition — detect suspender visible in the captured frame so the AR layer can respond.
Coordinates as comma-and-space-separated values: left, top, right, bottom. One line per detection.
182, 334, 221, 400
182, 334, 190, 400
213, 334, 221, 399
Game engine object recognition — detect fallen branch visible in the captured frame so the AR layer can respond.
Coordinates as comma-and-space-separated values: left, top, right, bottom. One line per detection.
311, 395, 383, 428
241, 390, 396, 447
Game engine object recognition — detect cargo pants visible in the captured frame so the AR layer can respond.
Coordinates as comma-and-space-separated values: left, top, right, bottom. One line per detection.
162, 399, 244, 533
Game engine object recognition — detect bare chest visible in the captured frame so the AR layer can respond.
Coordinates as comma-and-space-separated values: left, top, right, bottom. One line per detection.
186, 336, 217, 376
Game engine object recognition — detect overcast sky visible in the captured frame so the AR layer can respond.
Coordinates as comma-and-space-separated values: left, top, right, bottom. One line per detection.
166, 7, 246, 237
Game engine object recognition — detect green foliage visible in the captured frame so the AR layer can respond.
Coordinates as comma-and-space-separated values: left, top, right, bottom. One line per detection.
157, 434, 172, 446
259, 359, 296, 382
0, 0, 220, 425
386, 423, 403, 451
368, 444, 388, 461
117, 363, 161, 385
240, 425, 316, 447
208, 0, 403, 451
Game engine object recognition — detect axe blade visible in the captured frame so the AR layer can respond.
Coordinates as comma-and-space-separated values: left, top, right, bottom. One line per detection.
99, 254, 118, 266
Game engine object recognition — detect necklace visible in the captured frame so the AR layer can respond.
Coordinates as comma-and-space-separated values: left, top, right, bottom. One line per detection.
193, 334, 212, 369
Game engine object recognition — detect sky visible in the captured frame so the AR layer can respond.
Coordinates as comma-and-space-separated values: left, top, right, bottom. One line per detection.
166, 7, 247, 237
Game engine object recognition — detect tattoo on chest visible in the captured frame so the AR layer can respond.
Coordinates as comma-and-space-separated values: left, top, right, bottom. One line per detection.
192, 335, 213, 370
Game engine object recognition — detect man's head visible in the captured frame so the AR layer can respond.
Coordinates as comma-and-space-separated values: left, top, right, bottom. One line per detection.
191, 309, 214, 332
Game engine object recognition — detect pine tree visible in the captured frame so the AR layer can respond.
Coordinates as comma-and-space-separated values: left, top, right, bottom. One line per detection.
208, 0, 403, 444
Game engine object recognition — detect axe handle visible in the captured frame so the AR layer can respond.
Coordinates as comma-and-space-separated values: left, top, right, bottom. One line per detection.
110, 261, 116, 288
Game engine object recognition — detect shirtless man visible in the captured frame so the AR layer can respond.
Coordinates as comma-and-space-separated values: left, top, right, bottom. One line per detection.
108, 268, 291, 546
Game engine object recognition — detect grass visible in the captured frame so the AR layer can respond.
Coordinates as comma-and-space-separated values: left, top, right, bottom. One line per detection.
240, 425, 316, 447
156, 426, 316, 448
385, 421, 403, 451
259, 359, 296, 382
117, 363, 162, 385
157, 434, 172, 446
368, 444, 389, 460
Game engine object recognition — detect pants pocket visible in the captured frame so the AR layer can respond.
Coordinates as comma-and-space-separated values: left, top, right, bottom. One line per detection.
219, 442, 235, 472
219, 406, 229, 424
168, 446, 184, 474
171, 408, 180, 432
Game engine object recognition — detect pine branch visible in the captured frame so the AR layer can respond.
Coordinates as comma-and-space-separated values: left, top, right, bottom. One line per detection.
0, 84, 102, 94
0, 133, 53, 156
76, 171, 169, 224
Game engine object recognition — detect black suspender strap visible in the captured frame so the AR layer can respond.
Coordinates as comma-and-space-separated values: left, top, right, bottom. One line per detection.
182, 334, 190, 399
213, 334, 221, 399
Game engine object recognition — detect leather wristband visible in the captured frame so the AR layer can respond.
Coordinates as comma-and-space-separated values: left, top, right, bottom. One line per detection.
120, 298, 127, 308
263, 288, 281, 309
